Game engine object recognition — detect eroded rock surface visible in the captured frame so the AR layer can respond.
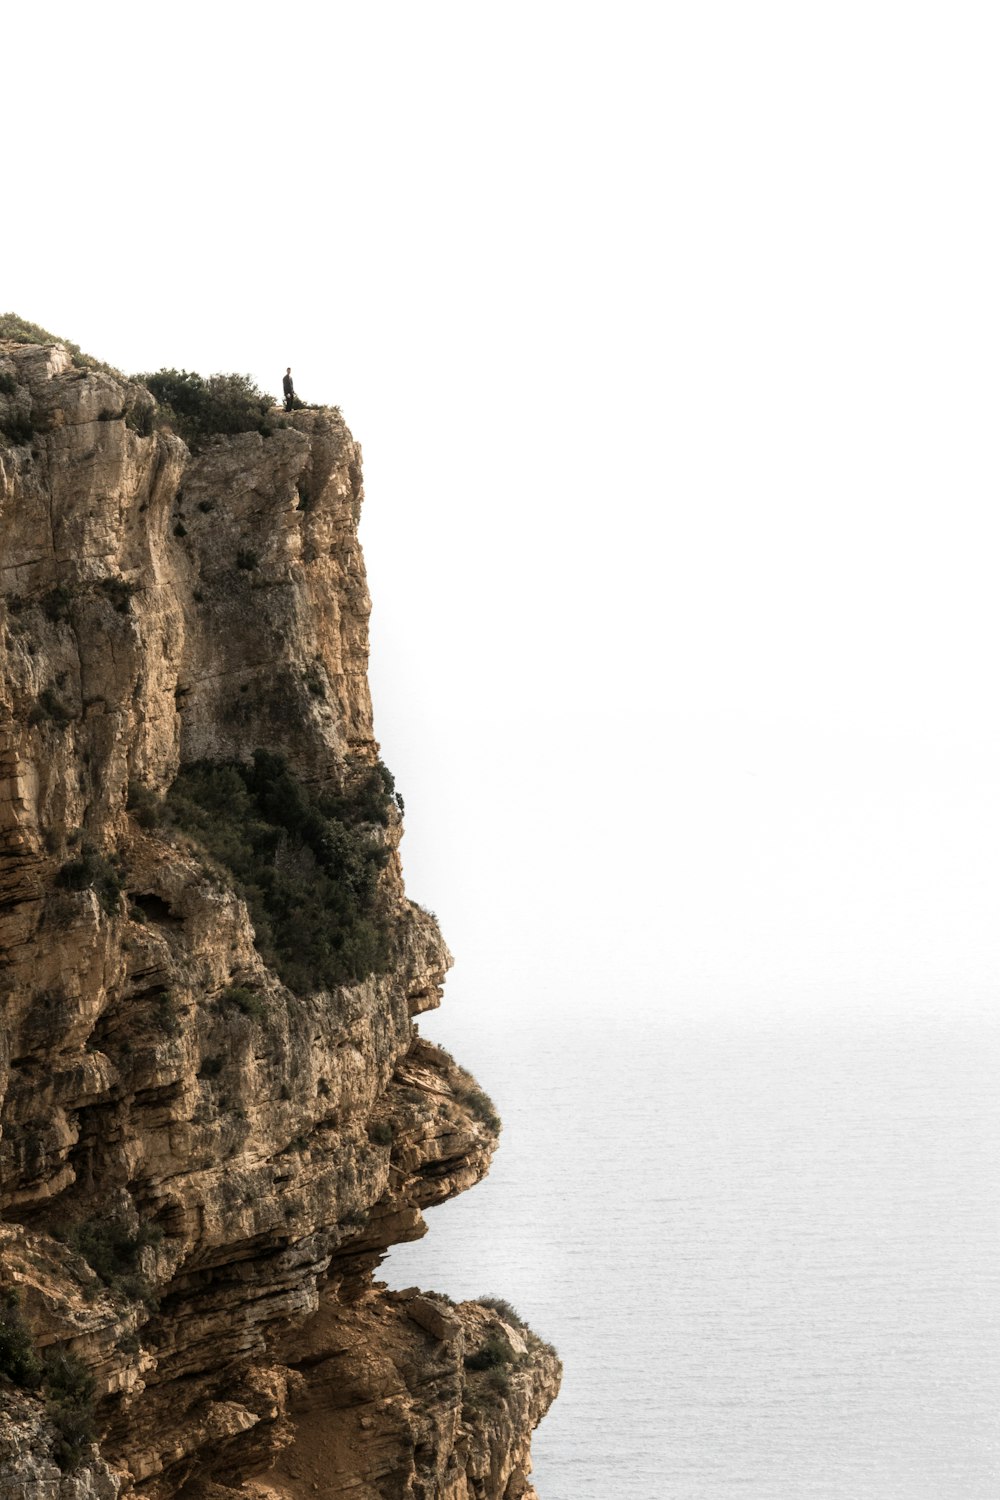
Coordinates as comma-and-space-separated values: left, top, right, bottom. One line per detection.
0, 341, 559, 1497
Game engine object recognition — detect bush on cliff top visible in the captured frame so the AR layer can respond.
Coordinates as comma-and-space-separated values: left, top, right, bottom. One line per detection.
0, 312, 121, 377
138, 368, 276, 450
478, 1296, 525, 1328
161, 750, 395, 994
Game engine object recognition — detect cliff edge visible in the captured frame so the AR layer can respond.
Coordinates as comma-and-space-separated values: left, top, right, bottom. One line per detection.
0, 333, 559, 1498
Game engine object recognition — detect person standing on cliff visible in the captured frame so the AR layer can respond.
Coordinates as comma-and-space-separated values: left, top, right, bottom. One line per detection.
282, 367, 295, 412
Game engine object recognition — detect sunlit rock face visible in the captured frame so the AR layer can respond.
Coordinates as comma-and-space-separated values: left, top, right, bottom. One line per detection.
0, 339, 559, 1498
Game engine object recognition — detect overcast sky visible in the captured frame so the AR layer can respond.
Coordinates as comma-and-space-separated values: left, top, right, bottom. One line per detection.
6, 1, 1000, 1027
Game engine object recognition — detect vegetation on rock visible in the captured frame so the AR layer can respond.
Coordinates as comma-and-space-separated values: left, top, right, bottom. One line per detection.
454, 1078, 502, 1134
0, 410, 34, 445
160, 750, 396, 994
478, 1297, 525, 1327
97, 576, 137, 614
0, 1297, 97, 1473
464, 1332, 515, 1372
220, 984, 268, 1022
44, 1349, 98, 1472
0, 312, 121, 376
61, 1217, 162, 1308
55, 844, 124, 916
28, 686, 74, 728
139, 368, 276, 450
41, 585, 72, 623
0, 1294, 43, 1389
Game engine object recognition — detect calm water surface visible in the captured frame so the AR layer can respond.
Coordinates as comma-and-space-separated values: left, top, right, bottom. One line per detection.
387, 1002, 1000, 1499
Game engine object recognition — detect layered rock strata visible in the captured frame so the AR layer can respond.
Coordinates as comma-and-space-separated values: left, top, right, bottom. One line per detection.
0, 341, 559, 1498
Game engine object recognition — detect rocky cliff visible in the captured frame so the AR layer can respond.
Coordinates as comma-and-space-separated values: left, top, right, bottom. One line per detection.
0, 335, 559, 1499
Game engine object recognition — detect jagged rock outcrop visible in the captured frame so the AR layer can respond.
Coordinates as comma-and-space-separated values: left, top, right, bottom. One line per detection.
0, 338, 559, 1497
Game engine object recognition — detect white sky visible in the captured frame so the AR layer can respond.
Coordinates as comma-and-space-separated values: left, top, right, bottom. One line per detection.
6, 1, 1000, 1024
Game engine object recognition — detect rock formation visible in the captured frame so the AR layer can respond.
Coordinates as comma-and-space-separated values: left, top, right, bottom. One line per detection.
0, 334, 559, 1498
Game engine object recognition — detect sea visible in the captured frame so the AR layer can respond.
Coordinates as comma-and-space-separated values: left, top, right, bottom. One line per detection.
386, 998, 1000, 1500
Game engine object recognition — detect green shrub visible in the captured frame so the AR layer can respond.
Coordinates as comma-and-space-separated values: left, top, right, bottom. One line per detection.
28, 687, 73, 728
61, 1217, 162, 1309
41, 586, 72, 623
0, 1294, 42, 1389
456, 1083, 501, 1134
464, 1333, 512, 1372
97, 576, 135, 614
44, 1349, 97, 1472
162, 750, 393, 994
139, 368, 275, 451
368, 1120, 394, 1146
303, 663, 326, 699
153, 991, 181, 1036
0, 372, 16, 396
220, 984, 267, 1022
0, 411, 33, 445
110, 1272, 152, 1304
55, 844, 123, 916
322, 759, 400, 829
123, 394, 154, 436
126, 781, 162, 829
235, 547, 258, 570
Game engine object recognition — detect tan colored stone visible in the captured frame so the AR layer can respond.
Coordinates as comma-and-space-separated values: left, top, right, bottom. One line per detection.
405, 1296, 463, 1344
0, 343, 558, 1499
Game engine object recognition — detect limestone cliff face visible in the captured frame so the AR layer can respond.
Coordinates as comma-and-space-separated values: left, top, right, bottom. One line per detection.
0, 341, 559, 1498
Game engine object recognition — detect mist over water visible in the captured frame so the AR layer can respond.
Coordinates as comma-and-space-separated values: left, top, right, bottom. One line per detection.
387, 998, 1000, 1500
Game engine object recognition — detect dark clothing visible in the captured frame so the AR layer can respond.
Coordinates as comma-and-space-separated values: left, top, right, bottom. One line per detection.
282, 372, 294, 412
